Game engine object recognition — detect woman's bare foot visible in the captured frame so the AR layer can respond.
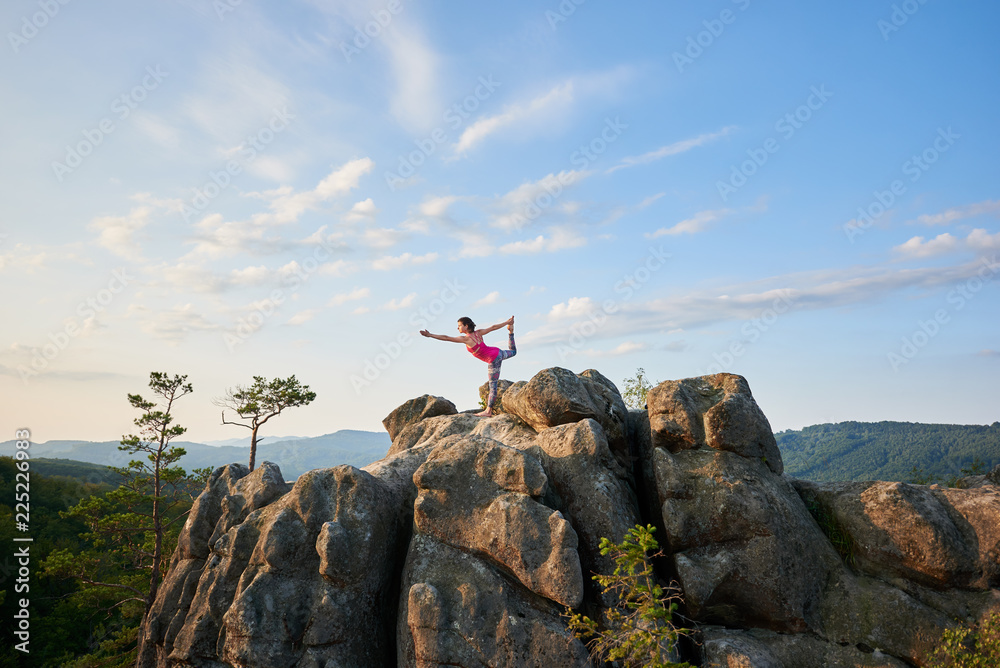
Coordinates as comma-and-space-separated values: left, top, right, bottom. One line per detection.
474, 410, 494, 417
506, 315, 514, 333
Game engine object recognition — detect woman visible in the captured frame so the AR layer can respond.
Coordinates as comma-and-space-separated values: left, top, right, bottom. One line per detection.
419, 315, 515, 417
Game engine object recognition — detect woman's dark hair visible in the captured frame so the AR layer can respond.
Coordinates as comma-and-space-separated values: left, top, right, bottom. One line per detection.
458, 316, 476, 331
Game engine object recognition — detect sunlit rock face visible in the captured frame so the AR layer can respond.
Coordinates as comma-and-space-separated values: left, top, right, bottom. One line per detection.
138, 368, 1000, 668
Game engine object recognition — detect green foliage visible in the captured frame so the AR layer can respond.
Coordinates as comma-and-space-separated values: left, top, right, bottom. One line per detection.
0, 456, 107, 666
40, 372, 208, 667
215, 374, 317, 471
776, 421, 1000, 483
565, 524, 692, 668
623, 368, 657, 410
927, 611, 1000, 667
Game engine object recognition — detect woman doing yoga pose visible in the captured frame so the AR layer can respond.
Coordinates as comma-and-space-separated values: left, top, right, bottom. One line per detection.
419, 316, 515, 417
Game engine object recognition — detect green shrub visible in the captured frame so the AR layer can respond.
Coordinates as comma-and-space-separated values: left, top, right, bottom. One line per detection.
565, 524, 693, 667
927, 611, 1000, 667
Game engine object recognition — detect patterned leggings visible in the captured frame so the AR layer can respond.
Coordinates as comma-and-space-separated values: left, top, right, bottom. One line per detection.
487, 332, 516, 410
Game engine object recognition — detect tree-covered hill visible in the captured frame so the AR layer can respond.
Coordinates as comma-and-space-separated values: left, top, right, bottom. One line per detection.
776, 421, 1000, 482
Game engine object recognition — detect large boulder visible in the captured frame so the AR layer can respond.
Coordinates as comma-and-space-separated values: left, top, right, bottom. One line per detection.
388, 413, 480, 456
398, 535, 591, 668
137, 462, 289, 668
383, 394, 458, 443
702, 626, 910, 668
646, 374, 782, 475
502, 367, 629, 465
412, 435, 583, 608
654, 448, 840, 632
795, 480, 1000, 590
533, 419, 641, 606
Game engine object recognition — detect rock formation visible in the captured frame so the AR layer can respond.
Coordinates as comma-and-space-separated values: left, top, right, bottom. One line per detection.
137, 368, 1000, 667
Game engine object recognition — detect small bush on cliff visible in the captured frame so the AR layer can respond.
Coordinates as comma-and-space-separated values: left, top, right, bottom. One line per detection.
623, 368, 656, 410
565, 524, 693, 667
927, 611, 1000, 667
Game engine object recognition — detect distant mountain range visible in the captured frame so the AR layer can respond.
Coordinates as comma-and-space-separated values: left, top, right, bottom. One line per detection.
776, 421, 1000, 482
0, 430, 391, 481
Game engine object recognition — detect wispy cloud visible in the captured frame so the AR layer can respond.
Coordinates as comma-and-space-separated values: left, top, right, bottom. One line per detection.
286, 309, 319, 326
383, 292, 418, 310
499, 226, 587, 254
328, 287, 370, 307
606, 126, 736, 174
524, 257, 1000, 346
910, 199, 1000, 226
89, 207, 152, 258
646, 207, 734, 238
453, 81, 574, 156
894, 229, 1000, 258
474, 291, 501, 307
187, 158, 373, 258
371, 251, 438, 271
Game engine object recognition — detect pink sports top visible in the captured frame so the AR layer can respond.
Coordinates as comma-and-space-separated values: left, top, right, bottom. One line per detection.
466, 333, 500, 363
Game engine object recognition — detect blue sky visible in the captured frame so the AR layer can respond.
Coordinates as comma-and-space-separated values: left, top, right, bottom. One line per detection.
2, 0, 998, 444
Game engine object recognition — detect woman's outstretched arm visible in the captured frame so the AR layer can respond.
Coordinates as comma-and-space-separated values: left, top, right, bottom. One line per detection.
477, 316, 513, 335
420, 330, 469, 344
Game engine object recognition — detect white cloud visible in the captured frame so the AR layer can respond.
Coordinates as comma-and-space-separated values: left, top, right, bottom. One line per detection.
606, 126, 737, 174
499, 226, 586, 254
490, 171, 590, 231
453, 81, 574, 156
328, 287, 370, 306
966, 228, 1000, 252
134, 303, 219, 343
579, 341, 649, 357
547, 297, 597, 321
352, 306, 371, 315
420, 195, 461, 219
894, 233, 959, 258
474, 291, 501, 307
0, 243, 50, 272
89, 206, 151, 258
383, 293, 417, 310
187, 159, 373, 257
363, 228, 405, 249
637, 193, 666, 209
385, 28, 441, 131
318, 260, 359, 277
372, 251, 438, 271
894, 229, 1000, 257
912, 200, 1000, 226
287, 309, 319, 325
646, 208, 733, 238
344, 198, 378, 222
524, 257, 1000, 346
